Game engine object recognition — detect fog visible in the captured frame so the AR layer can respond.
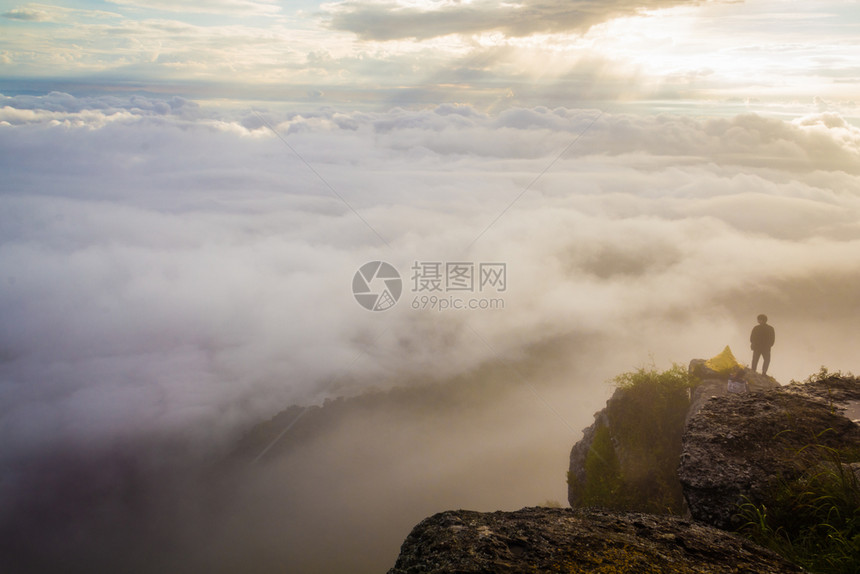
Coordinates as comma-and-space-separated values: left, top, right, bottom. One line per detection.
1, 93, 859, 572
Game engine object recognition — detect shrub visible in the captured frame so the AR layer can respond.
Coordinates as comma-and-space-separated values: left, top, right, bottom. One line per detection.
611, 363, 699, 392
570, 364, 699, 514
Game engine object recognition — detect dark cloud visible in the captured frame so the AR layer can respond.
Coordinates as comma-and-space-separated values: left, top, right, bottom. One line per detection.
2, 8, 48, 21
326, 0, 708, 40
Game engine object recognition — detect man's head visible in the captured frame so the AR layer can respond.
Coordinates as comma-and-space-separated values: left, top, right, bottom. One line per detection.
757, 314, 768, 324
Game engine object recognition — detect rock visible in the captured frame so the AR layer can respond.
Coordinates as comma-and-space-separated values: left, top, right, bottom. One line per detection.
568, 361, 778, 513
686, 364, 779, 425
387, 507, 803, 574
566, 411, 609, 506
783, 373, 860, 406
567, 379, 690, 513
688, 358, 720, 380
391, 372, 860, 573
848, 462, 860, 483
679, 377, 860, 530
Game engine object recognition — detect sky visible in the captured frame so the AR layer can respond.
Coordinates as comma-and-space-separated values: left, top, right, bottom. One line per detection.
1, 1, 860, 572
1, 0, 859, 110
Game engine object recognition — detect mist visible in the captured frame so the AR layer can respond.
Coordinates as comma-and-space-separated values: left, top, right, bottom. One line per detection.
1, 93, 859, 572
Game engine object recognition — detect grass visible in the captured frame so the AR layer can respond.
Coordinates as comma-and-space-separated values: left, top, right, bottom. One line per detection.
735, 443, 860, 574
791, 366, 856, 385
611, 363, 700, 393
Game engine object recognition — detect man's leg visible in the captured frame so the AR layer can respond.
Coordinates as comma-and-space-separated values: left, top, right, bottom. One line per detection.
752, 350, 761, 373
761, 349, 771, 376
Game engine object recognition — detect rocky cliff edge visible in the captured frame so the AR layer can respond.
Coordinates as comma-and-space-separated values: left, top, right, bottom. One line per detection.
387, 507, 803, 574
388, 363, 859, 572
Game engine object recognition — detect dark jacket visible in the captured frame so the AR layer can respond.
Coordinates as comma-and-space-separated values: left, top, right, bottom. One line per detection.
750, 324, 775, 351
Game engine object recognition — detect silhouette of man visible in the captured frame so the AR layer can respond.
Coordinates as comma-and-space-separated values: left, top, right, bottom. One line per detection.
750, 314, 775, 376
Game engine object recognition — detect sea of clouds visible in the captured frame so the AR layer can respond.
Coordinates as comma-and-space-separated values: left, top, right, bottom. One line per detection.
2, 91, 860, 456
2, 91, 860, 572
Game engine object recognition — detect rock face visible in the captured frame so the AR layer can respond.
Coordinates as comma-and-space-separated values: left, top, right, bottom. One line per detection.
388, 374, 860, 574
679, 375, 860, 530
387, 507, 803, 574
567, 360, 778, 513
567, 373, 691, 513
389, 371, 859, 573
686, 360, 780, 425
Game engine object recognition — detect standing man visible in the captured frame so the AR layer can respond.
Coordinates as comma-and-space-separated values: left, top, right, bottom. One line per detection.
750, 314, 775, 376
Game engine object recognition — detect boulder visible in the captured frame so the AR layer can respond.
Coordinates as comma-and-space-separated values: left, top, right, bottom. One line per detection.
686, 361, 779, 425
387, 507, 803, 574
679, 376, 860, 530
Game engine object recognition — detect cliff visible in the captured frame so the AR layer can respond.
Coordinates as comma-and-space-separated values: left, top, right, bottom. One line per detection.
567, 353, 779, 513
387, 507, 803, 574
680, 373, 860, 529
389, 362, 860, 573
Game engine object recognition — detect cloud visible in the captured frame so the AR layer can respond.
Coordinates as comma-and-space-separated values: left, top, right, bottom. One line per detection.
2, 3, 121, 22
324, 0, 708, 40
0, 13, 313, 82
2, 94, 860, 460
0, 91, 200, 120
3, 7, 49, 21
360, 104, 860, 174
1, 1, 855, 112
3, 92, 860, 573
104, 0, 282, 16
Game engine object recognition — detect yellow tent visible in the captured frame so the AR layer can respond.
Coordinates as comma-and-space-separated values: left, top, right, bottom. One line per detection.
704, 345, 741, 374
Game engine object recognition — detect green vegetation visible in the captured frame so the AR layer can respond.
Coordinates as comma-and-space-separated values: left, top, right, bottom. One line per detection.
793, 366, 856, 385
736, 444, 860, 574
610, 363, 700, 392
581, 425, 625, 507
569, 364, 699, 514
570, 362, 860, 573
